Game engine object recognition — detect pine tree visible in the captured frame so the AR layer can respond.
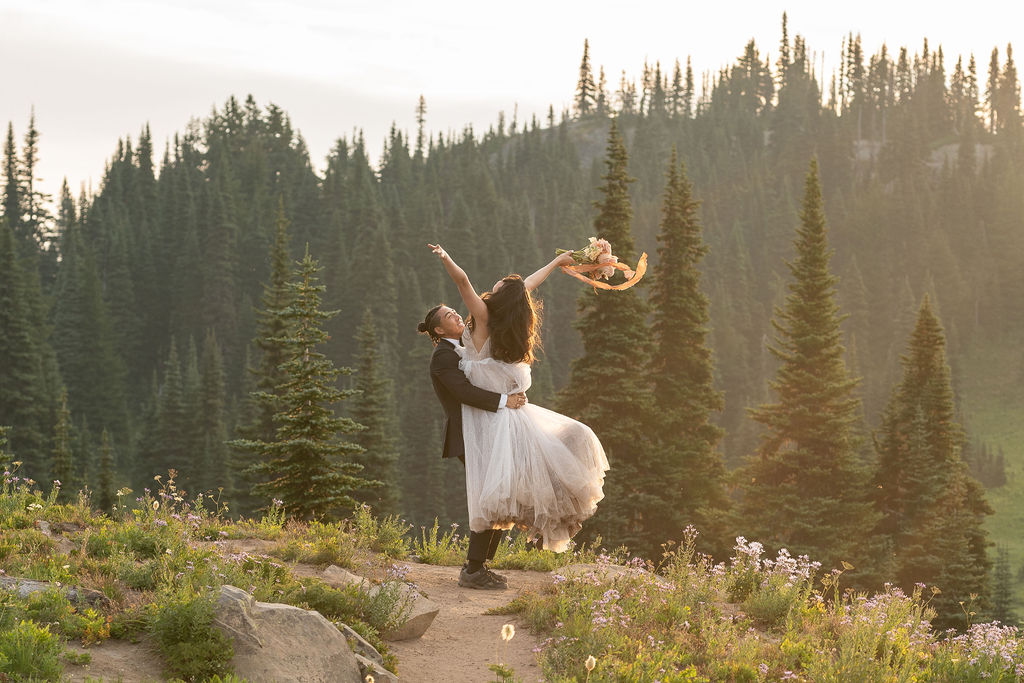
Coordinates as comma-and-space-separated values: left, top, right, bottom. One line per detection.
991, 546, 1016, 624
97, 429, 115, 513
0, 219, 50, 474
738, 159, 878, 574
198, 330, 231, 496
2, 124, 21, 237
575, 39, 597, 117
51, 388, 74, 502
231, 247, 368, 519
872, 296, 992, 625
349, 309, 399, 514
648, 148, 729, 554
234, 198, 292, 515
0, 426, 13, 470
557, 120, 654, 553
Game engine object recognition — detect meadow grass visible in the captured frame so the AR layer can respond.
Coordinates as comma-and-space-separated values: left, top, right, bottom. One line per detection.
500, 527, 1024, 682
0, 468, 413, 681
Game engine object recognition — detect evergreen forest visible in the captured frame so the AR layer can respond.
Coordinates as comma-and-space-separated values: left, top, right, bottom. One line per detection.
3, 17, 1024, 626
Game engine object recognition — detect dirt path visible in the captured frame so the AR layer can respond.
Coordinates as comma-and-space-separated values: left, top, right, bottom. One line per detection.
385, 563, 549, 683
64, 546, 552, 682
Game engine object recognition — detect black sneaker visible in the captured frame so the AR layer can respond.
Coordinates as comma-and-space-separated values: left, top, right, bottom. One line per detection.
485, 567, 509, 585
458, 566, 507, 590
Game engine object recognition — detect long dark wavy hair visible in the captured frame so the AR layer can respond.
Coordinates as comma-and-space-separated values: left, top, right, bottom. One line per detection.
470, 275, 542, 364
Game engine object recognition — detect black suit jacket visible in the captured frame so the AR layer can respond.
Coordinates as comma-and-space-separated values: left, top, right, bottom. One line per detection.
429, 339, 502, 460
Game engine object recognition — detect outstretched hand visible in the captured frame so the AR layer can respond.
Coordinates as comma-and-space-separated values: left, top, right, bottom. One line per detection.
428, 243, 449, 260
554, 252, 576, 268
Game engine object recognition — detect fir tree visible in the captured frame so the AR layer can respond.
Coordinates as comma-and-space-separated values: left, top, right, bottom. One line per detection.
349, 309, 398, 514
198, 329, 230, 496
97, 429, 115, 513
234, 198, 292, 515
738, 159, 878, 574
51, 388, 74, 502
648, 148, 729, 554
0, 219, 50, 473
557, 120, 653, 553
575, 39, 597, 117
991, 546, 1016, 624
2, 123, 20, 236
0, 426, 13, 471
872, 296, 992, 626
231, 247, 367, 519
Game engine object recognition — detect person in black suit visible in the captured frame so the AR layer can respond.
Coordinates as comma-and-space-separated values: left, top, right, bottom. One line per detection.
418, 303, 528, 590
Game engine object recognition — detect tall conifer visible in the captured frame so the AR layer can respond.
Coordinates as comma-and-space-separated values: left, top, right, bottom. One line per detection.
873, 296, 992, 626
558, 121, 653, 553
232, 247, 367, 519
648, 149, 729, 554
51, 388, 74, 502
575, 39, 597, 117
349, 309, 398, 514
97, 429, 115, 513
739, 160, 878, 573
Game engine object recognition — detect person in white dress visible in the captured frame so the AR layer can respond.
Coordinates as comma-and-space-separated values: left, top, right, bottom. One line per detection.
428, 243, 609, 554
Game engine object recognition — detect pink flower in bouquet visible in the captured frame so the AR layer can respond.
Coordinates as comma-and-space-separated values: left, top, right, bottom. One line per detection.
593, 238, 612, 255
595, 252, 618, 280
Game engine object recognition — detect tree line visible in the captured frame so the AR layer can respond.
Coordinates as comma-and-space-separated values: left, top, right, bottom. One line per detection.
2, 17, 1022, 626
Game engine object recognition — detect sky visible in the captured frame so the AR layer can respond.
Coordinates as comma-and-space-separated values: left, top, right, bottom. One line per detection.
2, 0, 1019, 203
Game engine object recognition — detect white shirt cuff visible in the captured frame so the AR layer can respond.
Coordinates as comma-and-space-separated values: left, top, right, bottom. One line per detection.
498, 394, 508, 409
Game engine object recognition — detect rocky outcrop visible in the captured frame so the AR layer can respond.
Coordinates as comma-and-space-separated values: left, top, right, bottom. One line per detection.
0, 576, 107, 605
373, 582, 439, 641
214, 585, 363, 683
322, 564, 439, 642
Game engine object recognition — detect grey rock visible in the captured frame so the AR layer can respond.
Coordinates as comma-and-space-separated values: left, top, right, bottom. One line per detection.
322, 564, 370, 590
355, 654, 399, 683
0, 576, 107, 605
371, 582, 440, 641
339, 623, 383, 666
214, 585, 362, 683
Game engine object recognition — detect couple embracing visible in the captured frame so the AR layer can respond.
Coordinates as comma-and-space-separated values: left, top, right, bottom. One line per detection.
416, 245, 609, 590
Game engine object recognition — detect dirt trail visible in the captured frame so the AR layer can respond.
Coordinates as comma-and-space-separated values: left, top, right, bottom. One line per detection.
64, 546, 551, 682
385, 562, 549, 683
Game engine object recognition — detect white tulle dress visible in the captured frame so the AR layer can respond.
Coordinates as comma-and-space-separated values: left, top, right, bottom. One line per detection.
456, 328, 609, 552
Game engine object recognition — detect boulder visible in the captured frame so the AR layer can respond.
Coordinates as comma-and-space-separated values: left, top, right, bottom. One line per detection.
214, 585, 362, 683
0, 576, 107, 605
372, 582, 440, 641
322, 564, 369, 590
355, 654, 399, 683
338, 623, 384, 667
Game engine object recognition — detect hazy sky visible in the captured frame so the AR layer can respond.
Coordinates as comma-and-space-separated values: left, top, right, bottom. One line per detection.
2, 0, 1018, 202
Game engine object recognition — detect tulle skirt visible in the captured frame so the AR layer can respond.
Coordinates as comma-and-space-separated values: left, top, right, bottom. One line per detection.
459, 356, 609, 553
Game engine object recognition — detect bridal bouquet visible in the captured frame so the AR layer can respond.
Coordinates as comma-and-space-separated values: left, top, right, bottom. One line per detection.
556, 237, 647, 291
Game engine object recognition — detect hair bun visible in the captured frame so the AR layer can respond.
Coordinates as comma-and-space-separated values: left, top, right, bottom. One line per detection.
416, 322, 428, 333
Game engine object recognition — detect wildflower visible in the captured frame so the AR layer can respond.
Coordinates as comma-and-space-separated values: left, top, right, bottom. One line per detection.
155, 519, 168, 527
152, 500, 160, 510
365, 676, 375, 683
53, 479, 61, 487
585, 655, 597, 672
165, 548, 172, 555
501, 624, 515, 642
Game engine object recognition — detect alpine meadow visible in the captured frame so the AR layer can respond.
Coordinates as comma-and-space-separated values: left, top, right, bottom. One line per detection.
3, 13, 1024, 680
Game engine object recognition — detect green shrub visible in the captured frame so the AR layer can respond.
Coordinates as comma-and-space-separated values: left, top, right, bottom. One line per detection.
350, 505, 411, 559
149, 593, 234, 682
413, 518, 467, 566
0, 620, 65, 681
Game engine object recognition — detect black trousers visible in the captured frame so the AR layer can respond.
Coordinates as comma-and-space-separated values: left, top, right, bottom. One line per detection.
457, 453, 503, 564
467, 529, 503, 563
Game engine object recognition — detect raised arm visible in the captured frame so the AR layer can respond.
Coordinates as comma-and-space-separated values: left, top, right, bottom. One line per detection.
428, 243, 488, 326
524, 252, 576, 292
